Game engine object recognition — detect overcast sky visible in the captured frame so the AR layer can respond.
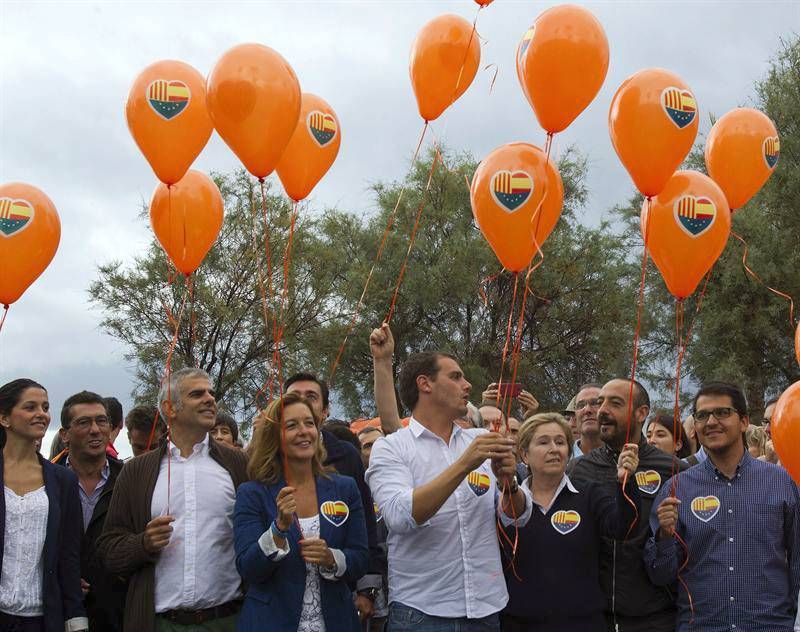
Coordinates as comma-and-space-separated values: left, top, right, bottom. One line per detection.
1, 0, 797, 456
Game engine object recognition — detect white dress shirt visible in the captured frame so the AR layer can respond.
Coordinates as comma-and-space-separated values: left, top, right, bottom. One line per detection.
365, 418, 532, 619
0, 486, 48, 617
151, 436, 242, 612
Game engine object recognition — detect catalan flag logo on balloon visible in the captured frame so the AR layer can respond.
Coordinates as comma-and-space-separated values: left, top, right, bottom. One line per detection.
517, 26, 535, 64
551, 510, 581, 535
491, 170, 533, 213
0, 197, 34, 238
635, 470, 662, 495
467, 471, 491, 497
147, 79, 191, 120
763, 136, 780, 169
673, 195, 716, 237
307, 111, 337, 147
320, 500, 349, 526
661, 87, 697, 129
690, 495, 720, 522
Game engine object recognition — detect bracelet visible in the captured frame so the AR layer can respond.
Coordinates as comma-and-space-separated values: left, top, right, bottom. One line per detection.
271, 520, 290, 539
508, 478, 519, 494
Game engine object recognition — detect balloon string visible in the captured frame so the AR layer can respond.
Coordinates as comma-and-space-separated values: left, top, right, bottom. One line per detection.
494, 272, 519, 425
259, 179, 281, 400
731, 230, 795, 329
249, 183, 275, 404
496, 479, 522, 582
483, 63, 499, 94
270, 201, 299, 395
671, 300, 686, 497
675, 531, 696, 624
329, 121, 429, 385
0, 305, 8, 336
385, 143, 442, 324
478, 267, 505, 308
187, 274, 198, 368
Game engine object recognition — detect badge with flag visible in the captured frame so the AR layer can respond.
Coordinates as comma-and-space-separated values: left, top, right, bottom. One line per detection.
673, 195, 716, 237
690, 495, 720, 522
661, 87, 696, 129
0, 198, 34, 237
320, 500, 349, 526
551, 510, 581, 535
307, 111, 337, 147
635, 470, 662, 495
490, 170, 533, 212
467, 470, 491, 497
147, 79, 191, 120
763, 136, 780, 169
373, 502, 382, 522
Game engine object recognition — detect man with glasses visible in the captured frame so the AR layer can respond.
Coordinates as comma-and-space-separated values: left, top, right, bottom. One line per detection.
646, 381, 800, 632
571, 383, 604, 459
58, 391, 126, 631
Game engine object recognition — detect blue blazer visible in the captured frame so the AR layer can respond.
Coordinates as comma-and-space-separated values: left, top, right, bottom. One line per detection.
0, 454, 85, 632
234, 473, 369, 632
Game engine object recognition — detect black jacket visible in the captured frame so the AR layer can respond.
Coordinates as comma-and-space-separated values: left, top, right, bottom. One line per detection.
567, 438, 687, 620
55, 454, 127, 631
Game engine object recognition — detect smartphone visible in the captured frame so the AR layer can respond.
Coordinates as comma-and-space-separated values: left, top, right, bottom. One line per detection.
498, 383, 522, 397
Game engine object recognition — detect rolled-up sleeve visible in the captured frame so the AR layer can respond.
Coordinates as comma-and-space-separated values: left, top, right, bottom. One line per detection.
366, 438, 426, 533
497, 483, 533, 527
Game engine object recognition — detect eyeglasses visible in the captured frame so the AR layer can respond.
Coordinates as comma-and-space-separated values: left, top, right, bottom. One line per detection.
575, 398, 601, 410
694, 407, 737, 423
70, 415, 111, 431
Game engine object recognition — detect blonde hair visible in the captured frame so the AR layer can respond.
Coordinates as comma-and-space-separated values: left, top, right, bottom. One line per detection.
247, 391, 330, 483
745, 425, 767, 457
517, 412, 573, 455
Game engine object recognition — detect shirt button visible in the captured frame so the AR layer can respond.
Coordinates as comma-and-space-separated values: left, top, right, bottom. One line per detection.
727, 482, 732, 487
730, 596, 735, 601
729, 566, 734, 571
729, 537, 734, 542
728, 509, 733, 514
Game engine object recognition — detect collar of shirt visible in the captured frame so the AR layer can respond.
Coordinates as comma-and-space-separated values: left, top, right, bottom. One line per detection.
408, 416, 464, 442
65, 456, 110, 482
523, 473, 579, 514
702, 449, 752, 480
167, 434, 211, 461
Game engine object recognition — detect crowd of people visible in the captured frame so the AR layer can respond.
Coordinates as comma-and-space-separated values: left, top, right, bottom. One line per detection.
0, 323, 797, 632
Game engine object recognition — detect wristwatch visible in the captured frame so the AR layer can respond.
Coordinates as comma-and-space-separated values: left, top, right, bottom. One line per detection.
358, 587, 379, 602
271, 521, 290, 539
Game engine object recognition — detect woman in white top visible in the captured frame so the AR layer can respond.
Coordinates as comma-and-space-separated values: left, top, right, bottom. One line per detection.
234, 391, 369, 632
0, 379, 86, 632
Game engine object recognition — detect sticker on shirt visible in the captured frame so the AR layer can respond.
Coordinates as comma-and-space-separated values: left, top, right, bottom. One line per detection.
690, 495, 720, 523
551, 510, 581, 535
320, 500, 349, 526
635, 470, 662, 495
467, 470, 491, 497
373, 502, 382, 522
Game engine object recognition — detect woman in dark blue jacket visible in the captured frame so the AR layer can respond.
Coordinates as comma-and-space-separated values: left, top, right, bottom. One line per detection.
234, 391, 368, 632
0, 379, 86, 632
501, 413, 641, 632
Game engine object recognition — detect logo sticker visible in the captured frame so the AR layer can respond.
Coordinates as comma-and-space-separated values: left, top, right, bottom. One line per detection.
373, 502, 382, 522
467, 471, 491, 497
517, 26, 535, 64
147, 79, 190, 120
551, 510, 581, 535
661, 87, 697, 129
764, 136, 780, 169
320, 500, 349, 526
307, 111, 337, 147
690, 495, 720, 522
490, 170, 533, 212
673, 195, 716, 237
635, 470, 663, 495
0, 198, 34, 238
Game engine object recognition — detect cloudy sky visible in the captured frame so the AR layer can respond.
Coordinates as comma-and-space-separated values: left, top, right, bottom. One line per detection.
1, 0, 797, 456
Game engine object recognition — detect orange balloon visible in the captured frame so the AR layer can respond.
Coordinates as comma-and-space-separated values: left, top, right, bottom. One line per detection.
207, 44, 301, 179
517, 5, 609, 134
610, 69, 699, 198
470, 143, 564, 272
149, 170, 224, 275
410, 14, 481, 122
275, 94, 341, 202
126, 60, 213, 186
0, 183, 61, 306
771, 380, 800, 485
795, 321, 800, 368
641, 171, 730, 299
705, 108, 779, 211
475, 0, 494, 5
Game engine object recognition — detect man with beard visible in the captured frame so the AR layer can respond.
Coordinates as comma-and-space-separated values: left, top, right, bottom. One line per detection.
646, 382, 800, 632
571, 383, 604, 459
568, 378, 685, 632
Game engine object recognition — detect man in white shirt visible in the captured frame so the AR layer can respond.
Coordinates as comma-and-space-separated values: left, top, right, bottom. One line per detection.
98, 368, 248, 632
366, 334, 532, 632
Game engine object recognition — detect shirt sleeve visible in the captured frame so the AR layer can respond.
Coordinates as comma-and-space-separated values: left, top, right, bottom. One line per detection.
320, 548, 347, 580
643, 484, 680, 586
366, 438, 428, 533
257, 529, 290, 561
65, 617, 89, 632
783, 471, 800, 602
497, 482, 533, 527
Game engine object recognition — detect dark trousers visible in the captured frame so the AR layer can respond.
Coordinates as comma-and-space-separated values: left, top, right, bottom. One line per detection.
605, 609, 675, 632
0, 612, 45, 632
502, 612, 605, 632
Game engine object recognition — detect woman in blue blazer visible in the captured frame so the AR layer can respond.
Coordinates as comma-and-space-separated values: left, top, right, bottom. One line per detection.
0, 379, 86, 632
234, 391, 368, 632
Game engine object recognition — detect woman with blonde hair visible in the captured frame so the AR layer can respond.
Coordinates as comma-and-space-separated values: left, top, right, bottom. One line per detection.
745, 424, 768, 459
501, 413, 641, 632
234, 391, 368, 632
